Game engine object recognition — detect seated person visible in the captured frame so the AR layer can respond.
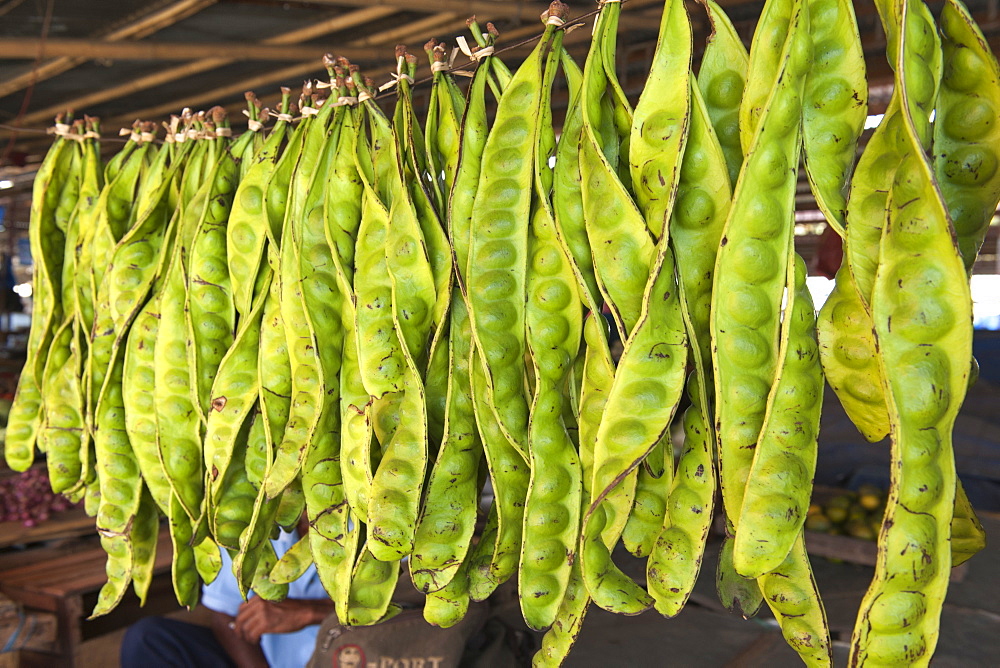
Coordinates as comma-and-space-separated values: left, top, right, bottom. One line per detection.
121, 520, 333, 668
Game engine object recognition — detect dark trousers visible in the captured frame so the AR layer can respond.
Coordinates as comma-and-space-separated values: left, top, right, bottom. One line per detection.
120, 617, 237, 668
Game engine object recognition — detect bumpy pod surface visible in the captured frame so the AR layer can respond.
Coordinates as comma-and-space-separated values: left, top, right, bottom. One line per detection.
851, 8, 973, 661
697, 0, 749, 187
734, 256, 823, 578
934, 0, 1000, 274
712, 0, 810, 530
801, 0, 868, 234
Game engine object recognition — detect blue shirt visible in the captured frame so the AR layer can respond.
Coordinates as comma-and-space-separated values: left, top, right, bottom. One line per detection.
201, 530, 329, 668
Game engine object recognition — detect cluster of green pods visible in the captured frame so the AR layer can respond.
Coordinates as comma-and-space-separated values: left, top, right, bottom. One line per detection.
4, 0, 995, 665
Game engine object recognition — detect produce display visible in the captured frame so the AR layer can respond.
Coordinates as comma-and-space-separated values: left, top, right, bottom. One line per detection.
0, 467, 79, 526
806, 485, 887, 540
1, 0, 996, 664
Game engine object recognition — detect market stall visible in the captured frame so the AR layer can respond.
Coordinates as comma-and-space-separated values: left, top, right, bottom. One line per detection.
0, 0, 998, 665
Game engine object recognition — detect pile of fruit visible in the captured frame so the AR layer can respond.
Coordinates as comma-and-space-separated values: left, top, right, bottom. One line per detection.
2, 0, 996, 664
806, 485, 888, 541
0, 466, 79, 527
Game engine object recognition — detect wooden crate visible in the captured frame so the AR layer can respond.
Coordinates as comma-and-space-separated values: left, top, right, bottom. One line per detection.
0, 610, 58, 654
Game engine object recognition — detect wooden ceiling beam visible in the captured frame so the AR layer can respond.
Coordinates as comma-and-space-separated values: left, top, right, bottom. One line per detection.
300, 0, 543, 20
4, 0, 666, 142
103, 12, 463, 126
0, 37, 337, 62
0, 0, 215, 99
1, 5, 397, 136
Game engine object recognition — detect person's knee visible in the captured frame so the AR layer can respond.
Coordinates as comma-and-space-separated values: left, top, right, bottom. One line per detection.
121, 617, 173, 665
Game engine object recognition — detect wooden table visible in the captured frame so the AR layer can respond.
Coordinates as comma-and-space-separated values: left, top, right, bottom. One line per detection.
0, 527, 174, 667
0, 508, 93, 551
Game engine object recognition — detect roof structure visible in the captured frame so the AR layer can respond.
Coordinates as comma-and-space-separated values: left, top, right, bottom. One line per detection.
0, 0, 997, 270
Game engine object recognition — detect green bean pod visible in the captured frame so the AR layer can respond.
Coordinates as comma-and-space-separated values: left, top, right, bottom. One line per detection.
324, 95, 364, 282
91, 345, 143, 616
851, 12, 973, 662
734, 256, 823, 578
166, 492, 199, 609
758, 536, 832, 666
244, 401, 269, 491
299, 95, 358, 606
467, 504, 501, 601
423, 548, 473, 628
73, 123, 105, 344
185, 139, 241, 427
5, 131, 76, 469
253, 106, 310, 480
697, 0, 749, 186
517, 29, 583, 631
130, 489, 160, 605
91, 529, 135, 617
39, 320, 85, 492
846, 0, 940, 305
396, 70, 453, 442
409, 301, 482, 591
263, 176, 326, 499
232, 480, 280, 598
647, 373, 715, 617
581, 244, 687, 615
951, 480, 986, 566
228, 89, 291, 317
89, 139, 149, 315
410, 50, 495, 594
355, 70, 438, 562
646, 78, 730, 616
303, 394, 356, 615
257, 271, 292, 493
615, 0, 694, 564
270, 535, 313, 585
248, 539, 288, 602
576, 315, 615, 501
193, 536, 222, 586
816, 264, 890, 442
466, 9, 564, 458
106, 139, 180, 337
532, 545, 590, 666
711, 0, 809, 534
934, 0, 1000, 274
579, 2, 655, 342
596, 3, 635, 185
470, 365, 529, 590
340, 318, 376, 521
264, 87, 343, 498
424, 41, 465, 215
154, 237, 204, 524
211, 411, 258, 552
346, 543, 400, 626
844, 97, 903, 307
367, 364, 427, 561
103, 135, 135, 183
739, 0, 795, 150
552, 51, 600, 309
94, 147, 181, 509
66, 130, 104, 485
353, 175, 405, 398
628, 0, 692, 242
122, 292, 173, 513
206, 269, 271, 518
276, 472, 309, 527
716, 534, 763, 617
801, 0, 867, 237
621, 462, 670, 559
